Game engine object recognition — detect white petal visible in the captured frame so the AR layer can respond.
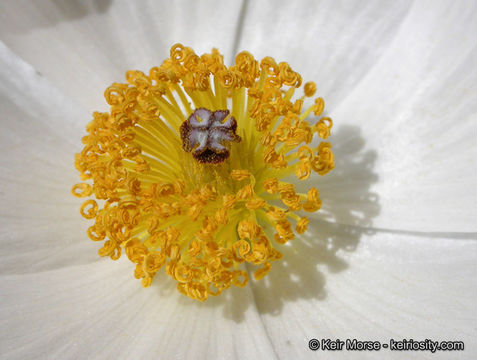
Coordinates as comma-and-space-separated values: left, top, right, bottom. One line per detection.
0, 0, 245, 109
236, 0, 415, 108
1, 1, 476, 359
0, 259, 276, 359
0, 41, 96, 274
233, 1, 477, 356
0, 41, 275, 359
249, 230, 477, 358
328, 1, 477, 231
239, 0, 477, 231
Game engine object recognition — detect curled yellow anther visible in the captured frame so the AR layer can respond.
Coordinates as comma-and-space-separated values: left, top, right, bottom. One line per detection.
303, 188, 322, 212
314, 97, 325, 116
230, 169, 251, 181
80, 199, 98, 219
296, 217, 310, 234
304, 82, 317, 97
254, 262, 272, 280
72, 183, 92, 198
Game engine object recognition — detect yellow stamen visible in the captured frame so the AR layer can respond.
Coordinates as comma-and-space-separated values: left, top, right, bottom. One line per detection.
73, 44, 334, 301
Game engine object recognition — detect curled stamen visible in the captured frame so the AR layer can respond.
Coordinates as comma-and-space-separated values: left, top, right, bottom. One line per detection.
80, 199, 98, 219
72, 183, 92, 198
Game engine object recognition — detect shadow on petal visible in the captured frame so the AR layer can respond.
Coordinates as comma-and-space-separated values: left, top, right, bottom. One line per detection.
3, 0, 113, 34
150, 259, 253, 323
152, 125, 380, 322
249, 124, 381, 316
173, 281, 253, 323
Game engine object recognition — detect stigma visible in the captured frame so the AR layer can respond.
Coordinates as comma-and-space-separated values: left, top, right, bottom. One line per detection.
180, 108, 241, 164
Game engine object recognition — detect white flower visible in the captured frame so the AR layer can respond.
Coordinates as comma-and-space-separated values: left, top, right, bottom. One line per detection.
1, 0, 476, 359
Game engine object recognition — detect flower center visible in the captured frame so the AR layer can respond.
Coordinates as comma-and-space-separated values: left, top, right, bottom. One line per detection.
72, 43, 335, 301
180, 108, 241, 164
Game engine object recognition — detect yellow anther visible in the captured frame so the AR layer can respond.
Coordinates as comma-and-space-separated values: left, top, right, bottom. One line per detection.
254, 262, 272, 280
314, 97, 325, 116
98, 240, 121, 260
188, 240, 202, 257
304, 82, 317, 97
298, 146, 313, 160
263, 178, 279, 194
245, 198, 267, 210
80, 199, 98, 219
215, 208, 228, 224
275, 220, 294, 244
72, 183, 93, 198
260, 132, 277, 147
142, 251, 165, 277
303, 188, 322, 212
217, 69, 238, 89
170, 43, 186, 62
233, 240, 251, 262
87, 225, 105, 242
296, 160, 312, 180
266, 206, 287, 222
236, 184, 254, 199
199, 184, 217, 202
296, 217, 310, 234
125, 238, 148, 263
314, 117, 333, 139
222, 194, 237, 209
230, 169, 251, 181
174, 263, 193, 283
260, 56, 279, 76
187, 204, 202, 221
128, 178, 141, 195
237, 220, 260, 240
155, 183, 175, 197
311, 142, 335, 175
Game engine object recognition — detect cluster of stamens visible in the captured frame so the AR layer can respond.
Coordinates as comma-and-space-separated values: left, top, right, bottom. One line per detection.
72, 44, 334, 301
